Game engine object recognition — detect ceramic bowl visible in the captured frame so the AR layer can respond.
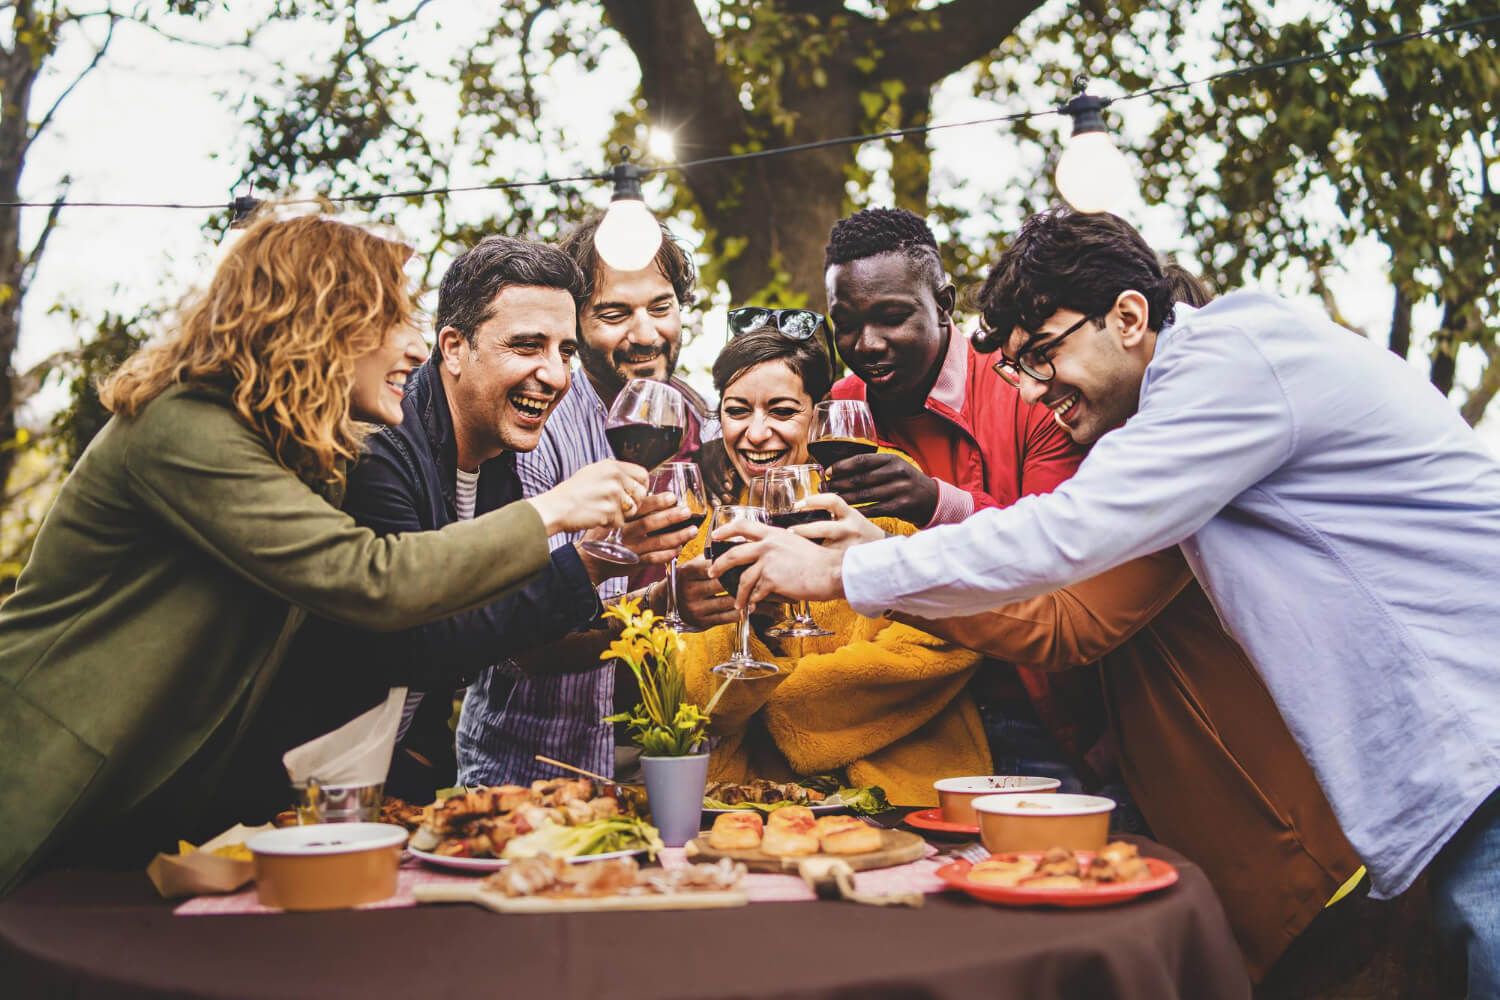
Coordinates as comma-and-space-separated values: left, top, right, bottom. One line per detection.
972, 793, 1114, 854
933, 775, 1061, 826
247, 822, 407, 911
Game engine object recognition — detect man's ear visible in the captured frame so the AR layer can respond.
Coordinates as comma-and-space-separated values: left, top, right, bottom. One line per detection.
1114, 290, 1151, 349
936, 281, 957, 320
437, 326, 467, 374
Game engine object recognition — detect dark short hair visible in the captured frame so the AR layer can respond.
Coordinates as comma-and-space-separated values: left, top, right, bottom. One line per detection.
970, 208, 1211, 353
559, 212, 697, 309
434, 236, 585, 348
823, 207, 944, 290
712, 327, 834, 407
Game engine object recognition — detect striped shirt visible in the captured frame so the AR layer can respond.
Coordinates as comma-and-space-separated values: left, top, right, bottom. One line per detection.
456, 372, 713, 785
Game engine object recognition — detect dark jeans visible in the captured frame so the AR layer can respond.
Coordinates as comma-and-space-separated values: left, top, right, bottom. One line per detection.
1430, 786, 1500, 999
979, 698, 1149, 836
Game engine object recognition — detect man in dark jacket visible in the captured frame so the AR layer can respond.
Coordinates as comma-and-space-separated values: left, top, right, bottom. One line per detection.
220, 236, 699, 816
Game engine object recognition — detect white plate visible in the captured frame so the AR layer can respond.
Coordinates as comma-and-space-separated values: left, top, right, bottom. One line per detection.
701, 800, 847, 817
407, 845, 646, 873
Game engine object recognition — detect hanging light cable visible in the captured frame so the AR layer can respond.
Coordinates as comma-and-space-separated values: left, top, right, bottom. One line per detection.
594, 147, 663, 271
1054, 78, 1137, 214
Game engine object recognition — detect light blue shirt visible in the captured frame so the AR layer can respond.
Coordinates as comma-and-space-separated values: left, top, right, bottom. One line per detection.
843, 292, 1500, 899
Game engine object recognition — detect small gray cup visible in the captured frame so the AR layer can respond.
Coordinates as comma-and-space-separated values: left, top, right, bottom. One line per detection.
292, 779, 384, 824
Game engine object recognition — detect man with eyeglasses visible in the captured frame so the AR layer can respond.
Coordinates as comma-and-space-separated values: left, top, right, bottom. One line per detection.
718, 206, 1500, 993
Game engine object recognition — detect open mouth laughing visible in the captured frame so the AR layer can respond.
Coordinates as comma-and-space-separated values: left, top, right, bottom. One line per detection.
1046, 389, 1082, 427
508, 390, 555, 423
737, 447, 788, 475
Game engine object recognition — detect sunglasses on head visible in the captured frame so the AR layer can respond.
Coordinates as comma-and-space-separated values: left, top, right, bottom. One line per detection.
727, 307, 827, 342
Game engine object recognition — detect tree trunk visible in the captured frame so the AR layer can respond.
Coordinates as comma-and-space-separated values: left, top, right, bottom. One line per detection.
1460, 339, 1500, 427
0, 0, 42, 491
1388, 286, 1412, 359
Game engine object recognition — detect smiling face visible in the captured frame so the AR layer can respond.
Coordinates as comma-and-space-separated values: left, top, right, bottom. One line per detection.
1005, 292, 1155, 446
825, 252, 955, 410
577, 260, 682, 401
719, 360, 814, 484
439, 284, 578, 466
350, 323, 427, 425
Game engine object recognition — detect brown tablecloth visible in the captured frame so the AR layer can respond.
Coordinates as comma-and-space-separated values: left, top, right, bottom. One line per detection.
0, 836, 1249, 1000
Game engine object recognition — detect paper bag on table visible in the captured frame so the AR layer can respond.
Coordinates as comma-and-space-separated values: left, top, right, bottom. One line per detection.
282, 686, 407, 787
146, 823, 271, 898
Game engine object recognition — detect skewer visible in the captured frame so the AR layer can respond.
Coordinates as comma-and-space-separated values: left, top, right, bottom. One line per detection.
533, 754, 615, 785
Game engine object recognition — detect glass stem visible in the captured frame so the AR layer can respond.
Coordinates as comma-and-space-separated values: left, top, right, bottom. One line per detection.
666, 559, 680, 619
737, 609, 752, 660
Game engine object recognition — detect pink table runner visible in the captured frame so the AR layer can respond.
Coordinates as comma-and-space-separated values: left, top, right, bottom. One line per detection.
174, 844, 947, 916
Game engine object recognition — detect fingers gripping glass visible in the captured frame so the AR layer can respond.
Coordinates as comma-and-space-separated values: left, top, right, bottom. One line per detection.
989, 314, 1095, 387
649, 462, 709, 633
762, 465, 833, 639
580, 379, 688, 565
707, 505, 779, 680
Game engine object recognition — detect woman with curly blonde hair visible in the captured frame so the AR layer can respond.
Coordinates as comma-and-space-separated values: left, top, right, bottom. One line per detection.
0, 213, 645, 891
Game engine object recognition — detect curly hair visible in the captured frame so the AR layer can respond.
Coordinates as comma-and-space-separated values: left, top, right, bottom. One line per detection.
99, 213, 416, 487
559, 212, 696, 310
823, 207, 944, 290
970, 207, 1211, 354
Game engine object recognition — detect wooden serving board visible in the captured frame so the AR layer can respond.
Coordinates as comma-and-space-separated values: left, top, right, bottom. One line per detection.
686, 828, 926, 873
413, 880, 748, 913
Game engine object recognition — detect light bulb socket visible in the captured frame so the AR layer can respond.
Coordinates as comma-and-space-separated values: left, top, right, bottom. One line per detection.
609, 162, 647, 202
228, 194, 262, 228
1060, 92, 1111, 138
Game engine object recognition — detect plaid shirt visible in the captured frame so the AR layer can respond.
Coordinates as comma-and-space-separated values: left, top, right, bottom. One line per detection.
456, 373, 712, 784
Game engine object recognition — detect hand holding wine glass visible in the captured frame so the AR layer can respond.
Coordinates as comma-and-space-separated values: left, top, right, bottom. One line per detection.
579, 379, 688, 564
529, 460, 648, 536
762, 465, 833, 638
707, 505, 779, 679
649, 462, 710, 632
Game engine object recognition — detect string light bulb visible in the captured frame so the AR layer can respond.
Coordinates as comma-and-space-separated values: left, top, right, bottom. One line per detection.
595, 152, 662, 272
1055, 80, 1136, 214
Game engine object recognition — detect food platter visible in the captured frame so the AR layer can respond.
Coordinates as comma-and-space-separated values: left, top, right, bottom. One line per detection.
408, 846, 646, 873
688, 827, 926, 873
902, 807, 979, 838
702, 800, 846, 818
936, 853, 1179, 908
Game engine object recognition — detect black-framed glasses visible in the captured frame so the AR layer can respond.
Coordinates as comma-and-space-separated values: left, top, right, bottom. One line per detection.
990, 313, 1095, 387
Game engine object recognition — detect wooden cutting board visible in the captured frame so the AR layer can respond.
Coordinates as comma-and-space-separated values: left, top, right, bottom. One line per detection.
686, 828, 926, 873
413, 880, 748, 913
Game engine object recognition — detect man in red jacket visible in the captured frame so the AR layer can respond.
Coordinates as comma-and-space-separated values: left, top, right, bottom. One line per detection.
821, 207, 1104, 796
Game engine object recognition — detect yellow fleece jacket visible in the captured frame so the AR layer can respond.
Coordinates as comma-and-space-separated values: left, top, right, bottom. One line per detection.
679, 515, 988, 806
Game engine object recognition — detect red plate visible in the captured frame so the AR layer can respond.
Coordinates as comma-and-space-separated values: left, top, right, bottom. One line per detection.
936, 853, 1179, 908
904, 808, 979, 837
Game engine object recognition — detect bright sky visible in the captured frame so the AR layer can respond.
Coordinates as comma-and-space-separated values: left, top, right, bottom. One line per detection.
14, 1, 1497, 453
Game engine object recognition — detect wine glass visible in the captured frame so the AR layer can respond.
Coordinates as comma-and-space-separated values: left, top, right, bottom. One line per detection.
707, 505, 779, 679
580, 379, 688, 564
807, 399, 879, 470
649, 462, 710, 633
745, 472, 769, 509
762, 465, 834, 638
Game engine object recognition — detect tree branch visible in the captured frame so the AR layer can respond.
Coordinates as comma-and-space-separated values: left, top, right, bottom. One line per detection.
877, 0, 1045, 91
1461, 337, 1500, 426
19, 177, 67, 296
23, 14, 118, 158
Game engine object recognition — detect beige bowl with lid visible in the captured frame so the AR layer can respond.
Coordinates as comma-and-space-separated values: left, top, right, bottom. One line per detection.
247, 823, 408, 911
972, 793, 1115, 854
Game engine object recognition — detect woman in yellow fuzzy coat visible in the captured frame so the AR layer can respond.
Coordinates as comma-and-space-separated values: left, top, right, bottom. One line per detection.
674, 321, 988, 805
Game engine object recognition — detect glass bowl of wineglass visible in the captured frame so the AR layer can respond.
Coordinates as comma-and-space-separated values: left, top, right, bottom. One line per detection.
580, 379, 688, 564
707, 505, 778, 679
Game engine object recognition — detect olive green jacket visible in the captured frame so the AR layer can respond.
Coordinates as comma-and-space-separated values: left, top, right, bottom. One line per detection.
0, 386, 551, 892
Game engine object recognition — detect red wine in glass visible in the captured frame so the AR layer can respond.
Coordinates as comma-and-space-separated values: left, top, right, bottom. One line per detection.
708, 537, 748, 597
806, 436, 878, 469
769, 509, 833, 531
647, 513, 707, 538
605, 422, 683, 471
